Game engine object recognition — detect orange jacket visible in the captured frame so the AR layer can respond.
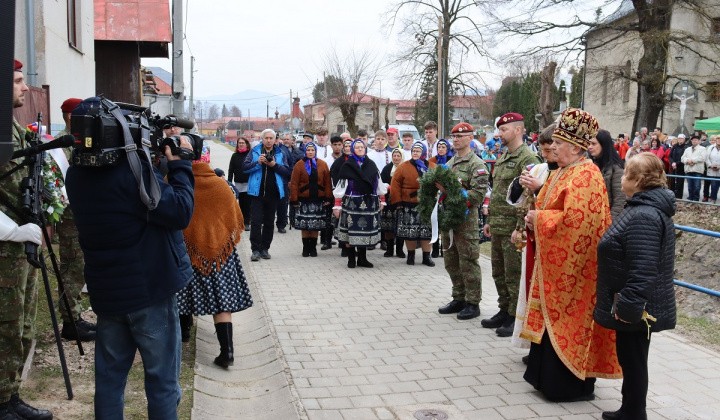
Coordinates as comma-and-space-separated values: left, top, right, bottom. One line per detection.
289, 159, 332, 202
390, 160, 436, 205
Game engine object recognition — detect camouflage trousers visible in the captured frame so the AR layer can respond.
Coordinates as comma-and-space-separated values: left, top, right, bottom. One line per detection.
57, 213, 85, 323
442, 233, 482, 305
490, 232, 522, 315
0, 241, 39, 402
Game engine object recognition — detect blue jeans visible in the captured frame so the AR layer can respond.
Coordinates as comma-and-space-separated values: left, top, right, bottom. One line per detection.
687, 172, 702, 201
709, 176, 720, 201
94, 296, 182, 420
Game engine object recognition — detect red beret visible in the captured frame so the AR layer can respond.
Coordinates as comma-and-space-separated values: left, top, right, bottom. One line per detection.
451, 122, 473, 134
61, 98, 83, 113
14, 59, 22, 72
496, 112, 523, 128
386, 128, 399, 134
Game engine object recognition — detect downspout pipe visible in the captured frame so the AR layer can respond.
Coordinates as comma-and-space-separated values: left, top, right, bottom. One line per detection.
25, 0, 36, 86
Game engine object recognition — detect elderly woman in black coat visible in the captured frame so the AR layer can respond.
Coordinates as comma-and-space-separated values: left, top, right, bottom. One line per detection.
594, 153, 676, 420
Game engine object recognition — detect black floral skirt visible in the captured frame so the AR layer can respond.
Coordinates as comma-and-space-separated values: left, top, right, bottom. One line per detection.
380, 206, 396, 232
177, 251, 253, 316
395, 204, 431, 240
292, 199, 330, 231
337, 194, 381, 247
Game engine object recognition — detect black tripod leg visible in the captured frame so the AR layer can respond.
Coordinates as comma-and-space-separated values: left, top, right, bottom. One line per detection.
38, 255, 73, 400
41, 223, 84, 356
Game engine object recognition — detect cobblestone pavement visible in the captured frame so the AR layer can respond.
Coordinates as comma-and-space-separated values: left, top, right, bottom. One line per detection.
193, 140, 720, 420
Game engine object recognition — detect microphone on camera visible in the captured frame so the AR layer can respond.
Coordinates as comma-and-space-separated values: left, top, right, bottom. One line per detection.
157, 116, 195, 130
11, 134, 76, 159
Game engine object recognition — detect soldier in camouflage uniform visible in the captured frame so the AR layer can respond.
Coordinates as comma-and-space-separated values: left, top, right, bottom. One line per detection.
437, 122, 489, 320
55, 98, 96, 341
0, 60, 53, 420
482, 113, 541, 337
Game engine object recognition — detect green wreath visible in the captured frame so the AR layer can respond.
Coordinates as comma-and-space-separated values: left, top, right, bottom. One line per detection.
417, 165, 469, 231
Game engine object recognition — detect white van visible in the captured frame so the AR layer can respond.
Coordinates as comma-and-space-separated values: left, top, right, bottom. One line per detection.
388, 124, 421, 141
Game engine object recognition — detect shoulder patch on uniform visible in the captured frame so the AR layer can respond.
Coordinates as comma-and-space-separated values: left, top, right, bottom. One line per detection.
477, 168, 487, 175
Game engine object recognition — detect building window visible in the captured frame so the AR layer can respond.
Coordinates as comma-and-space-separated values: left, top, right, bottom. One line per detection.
706, 82, 720, 102
67, 0, 80, 50
713, 18, 720, 36
336, 125, 344, 133
602, 67, 609, 105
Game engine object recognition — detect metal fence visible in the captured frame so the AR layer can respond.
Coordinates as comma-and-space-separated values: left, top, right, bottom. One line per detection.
674, 224, 720, 298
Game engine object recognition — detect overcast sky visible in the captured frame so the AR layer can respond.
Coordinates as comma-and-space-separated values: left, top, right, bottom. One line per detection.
142, 0, 605, 107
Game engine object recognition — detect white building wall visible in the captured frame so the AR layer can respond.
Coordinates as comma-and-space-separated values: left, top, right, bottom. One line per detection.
15, 0, 96, 132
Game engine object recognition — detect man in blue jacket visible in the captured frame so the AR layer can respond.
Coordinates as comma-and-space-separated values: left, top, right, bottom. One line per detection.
243, 128, 291, 261
66, 136, 195, 420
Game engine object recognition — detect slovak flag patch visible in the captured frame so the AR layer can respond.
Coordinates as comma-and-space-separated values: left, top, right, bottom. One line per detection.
526, 164, 536, 171
477, 168, 487, 175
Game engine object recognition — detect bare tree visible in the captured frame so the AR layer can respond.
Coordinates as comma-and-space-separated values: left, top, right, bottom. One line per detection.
320, 49, 381, 137
207, 104, 220, 121
484, 0, 720, 132
387, 0, 491, 134
229, 105, 242, 118
539, 62, 558, 128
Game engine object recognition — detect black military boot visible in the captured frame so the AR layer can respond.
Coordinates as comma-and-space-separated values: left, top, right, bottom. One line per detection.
347, 247, 356, 268
179, 314, 193, 343
431, 241, 440, 258
309, 238, 318, 257
320, 229, 332, 250
213, 322, 234, 368
421, 252, 435, 267
457, 303, 480, 320
9, 394, 52, 420
0, 400, 22, 420
61, 318, 96, 342
496, 316, 515, 337
601, 410, 624, 420
438, 300, 466, 314
383, 238, 394, 257
481, 310, 510, 328
406, 250, 415, 265
77, 315, 97, 331
340, 242, 348, 257
395, 240, 406, 258
302, 238, 310, 257
356, 248, 374, 268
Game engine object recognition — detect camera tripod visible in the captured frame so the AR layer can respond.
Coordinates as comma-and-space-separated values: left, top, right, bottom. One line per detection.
0, 115, 81, 400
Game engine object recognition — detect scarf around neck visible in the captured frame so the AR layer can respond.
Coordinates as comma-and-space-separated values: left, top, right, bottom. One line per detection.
304, 142, 318, 176
183, 162, 245, 275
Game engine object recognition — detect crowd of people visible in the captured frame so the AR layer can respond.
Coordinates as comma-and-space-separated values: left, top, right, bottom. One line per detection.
1, 57, 690, 420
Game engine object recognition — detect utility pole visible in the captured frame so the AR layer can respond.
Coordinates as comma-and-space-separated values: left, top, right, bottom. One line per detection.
323, 72, 328, 130
189, 56, 195, 127
266, 100, 269, 122
437, 16, 444, 139
171, 0, 185, 117
290, 89, 293, 134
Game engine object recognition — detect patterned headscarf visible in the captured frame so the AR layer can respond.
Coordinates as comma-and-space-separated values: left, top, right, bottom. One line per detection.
351, 139, 366, 164
469, 140, 482, 157
390, 148, 405, 177
304, 142, 317, 176
435, 139, 453, 165
411, 142, 428, 174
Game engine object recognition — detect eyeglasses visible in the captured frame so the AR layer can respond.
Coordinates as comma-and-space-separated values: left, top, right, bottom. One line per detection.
452, 134, 471, 139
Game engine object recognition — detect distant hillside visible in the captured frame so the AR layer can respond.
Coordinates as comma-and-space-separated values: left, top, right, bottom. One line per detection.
194, 90, 299, 119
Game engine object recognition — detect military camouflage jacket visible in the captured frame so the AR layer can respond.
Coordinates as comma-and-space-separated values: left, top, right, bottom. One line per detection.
488, 143, 540, 235
0, 119, 29, 224
444, 151, 489, 236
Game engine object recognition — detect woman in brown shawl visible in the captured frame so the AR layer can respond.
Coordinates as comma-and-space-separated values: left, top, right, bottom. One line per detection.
177, 162, 253, 368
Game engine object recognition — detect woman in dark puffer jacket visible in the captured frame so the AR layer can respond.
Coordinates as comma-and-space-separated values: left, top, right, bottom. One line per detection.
594, 153, 676, 420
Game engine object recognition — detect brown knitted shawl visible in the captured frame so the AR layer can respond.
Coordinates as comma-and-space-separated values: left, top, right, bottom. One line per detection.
183, 162, 245, 275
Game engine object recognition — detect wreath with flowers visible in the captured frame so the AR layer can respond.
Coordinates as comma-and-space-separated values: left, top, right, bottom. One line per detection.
417, 164, 470, 231
41, 152, 68, 223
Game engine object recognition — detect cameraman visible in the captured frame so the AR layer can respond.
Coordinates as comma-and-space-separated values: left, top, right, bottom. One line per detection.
242, 128, 290, 261
0, 59, 51, 420
65, 127, 195, 419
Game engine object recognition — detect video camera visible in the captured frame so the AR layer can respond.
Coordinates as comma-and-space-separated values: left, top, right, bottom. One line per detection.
70, 97, 202, 167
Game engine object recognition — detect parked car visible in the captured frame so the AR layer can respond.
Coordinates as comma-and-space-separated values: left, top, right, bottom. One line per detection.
388, 124, 421, 141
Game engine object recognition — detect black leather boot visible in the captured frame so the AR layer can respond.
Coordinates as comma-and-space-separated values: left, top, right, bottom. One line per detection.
61, 318, 96, 342
395, 240, 406, 258
496, 316, 516, 337
179, 314, 193, 343
383, 238, 394, 257
481, 310, 510, 328
302, 238, 310, 257
421, 252, 435, 267
406, 250, 415, 265
309, 237, 318, 257
457, 303, 481, 320
0, 400, 22, 420
214, 322, 234, 368
340, 242, 348, 257
431, 241, 440, 258
356, 248, 374, 268
9, 394, 52, 420
438, 300, 466, 314
347, 247, 356, 268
